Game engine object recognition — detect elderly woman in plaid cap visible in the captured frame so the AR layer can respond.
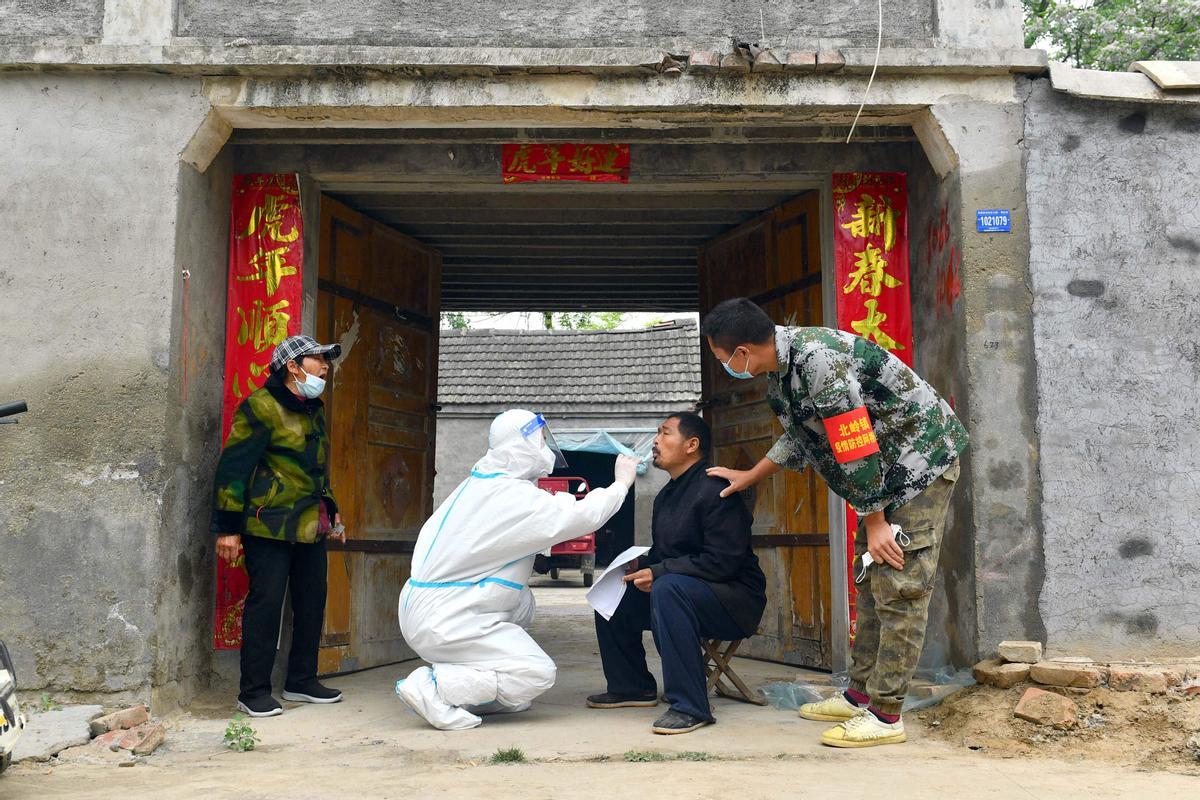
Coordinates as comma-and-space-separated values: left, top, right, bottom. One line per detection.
211, 334, 347, 717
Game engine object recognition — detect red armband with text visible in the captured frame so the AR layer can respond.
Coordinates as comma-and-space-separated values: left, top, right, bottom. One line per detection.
823, 406, 880, 463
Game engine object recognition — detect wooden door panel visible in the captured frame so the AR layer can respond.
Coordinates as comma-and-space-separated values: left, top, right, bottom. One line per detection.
347, 554, 413, 669
699, 190, 831, 668
317, 195, 440, 674
318, 202, 367, 656
362, 447, 429, 535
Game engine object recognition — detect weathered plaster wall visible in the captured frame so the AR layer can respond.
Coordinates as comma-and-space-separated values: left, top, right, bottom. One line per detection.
1025, 79, 1200, 658
153, 147, 233, 708
925, 88, 1046, 659
176, 1, 935, 50
0, 0, 104, 41
935, 0, 1023, 50
0, 0, 1026, 54
0, 73, 211, 702
909, 143, 976, 669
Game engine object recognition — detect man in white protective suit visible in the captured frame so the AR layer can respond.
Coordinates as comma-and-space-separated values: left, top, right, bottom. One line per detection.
396, 408, 640, 730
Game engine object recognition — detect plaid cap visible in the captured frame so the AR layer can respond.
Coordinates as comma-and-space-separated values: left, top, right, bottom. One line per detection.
270, 334, 343, 372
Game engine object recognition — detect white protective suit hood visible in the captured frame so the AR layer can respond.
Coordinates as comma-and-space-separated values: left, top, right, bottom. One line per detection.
471, 409, 558, 480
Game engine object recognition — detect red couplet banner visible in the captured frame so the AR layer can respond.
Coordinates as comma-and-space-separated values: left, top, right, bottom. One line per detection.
213, 174, 304, 650
502, 143, 630, 183
832, 172, 913, 645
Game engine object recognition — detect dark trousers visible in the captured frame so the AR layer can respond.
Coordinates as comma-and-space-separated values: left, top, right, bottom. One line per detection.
594, 573, 744, 722
239, 535, 328, 701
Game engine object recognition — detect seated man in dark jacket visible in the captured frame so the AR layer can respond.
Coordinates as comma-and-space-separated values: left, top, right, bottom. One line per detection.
588, 412, 766, 735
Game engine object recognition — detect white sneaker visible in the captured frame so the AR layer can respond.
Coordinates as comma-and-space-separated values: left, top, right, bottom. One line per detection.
394, 666, 482, 731
799, 693, 863, 722
820, 712, 906, 748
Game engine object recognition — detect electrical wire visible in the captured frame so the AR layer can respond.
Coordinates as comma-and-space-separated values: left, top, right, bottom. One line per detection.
845, 0, 883, 144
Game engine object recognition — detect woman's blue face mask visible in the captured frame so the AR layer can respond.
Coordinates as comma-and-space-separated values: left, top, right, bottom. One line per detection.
722, 347, 754, 380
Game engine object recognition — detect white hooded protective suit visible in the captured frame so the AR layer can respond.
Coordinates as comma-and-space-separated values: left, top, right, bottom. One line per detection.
396, 409, 629, 730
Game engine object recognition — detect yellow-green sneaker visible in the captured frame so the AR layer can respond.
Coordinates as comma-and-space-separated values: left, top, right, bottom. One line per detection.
820, 713, 906, 748
798, 693, 863, 722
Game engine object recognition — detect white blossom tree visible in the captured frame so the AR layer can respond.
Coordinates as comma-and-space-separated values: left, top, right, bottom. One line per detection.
1025, 0, 1200, 71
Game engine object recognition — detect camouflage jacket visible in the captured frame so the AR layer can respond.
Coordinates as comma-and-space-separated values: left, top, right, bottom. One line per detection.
210, 373, 337, 543
765, 326, 968, 515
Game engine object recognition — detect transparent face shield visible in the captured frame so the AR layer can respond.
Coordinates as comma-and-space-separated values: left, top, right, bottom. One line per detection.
521, 413, 568, 470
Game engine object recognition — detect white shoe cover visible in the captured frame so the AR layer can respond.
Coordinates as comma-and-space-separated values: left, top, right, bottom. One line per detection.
431, 663, 499, 708
395, 667, 482, 731
466, 700, 533, 716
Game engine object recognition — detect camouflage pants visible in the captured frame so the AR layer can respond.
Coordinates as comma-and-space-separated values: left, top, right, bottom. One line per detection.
848, 461, 960, 715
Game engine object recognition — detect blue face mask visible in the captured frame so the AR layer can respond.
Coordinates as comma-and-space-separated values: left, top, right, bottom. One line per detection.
722, 348, 754, 380
296, 367, 326, 399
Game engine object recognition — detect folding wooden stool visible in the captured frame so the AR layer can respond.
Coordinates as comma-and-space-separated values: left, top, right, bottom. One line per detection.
702, 639, 768, 706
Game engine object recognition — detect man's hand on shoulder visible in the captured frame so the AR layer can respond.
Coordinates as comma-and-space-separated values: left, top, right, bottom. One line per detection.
705, 466, 754, 498
707, 457, 782, 498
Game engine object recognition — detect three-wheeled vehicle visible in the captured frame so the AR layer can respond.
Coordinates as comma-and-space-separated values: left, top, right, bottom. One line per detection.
535, 476, 596, 587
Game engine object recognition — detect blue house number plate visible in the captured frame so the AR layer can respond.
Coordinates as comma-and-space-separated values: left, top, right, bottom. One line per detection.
976, 209, 1011, 232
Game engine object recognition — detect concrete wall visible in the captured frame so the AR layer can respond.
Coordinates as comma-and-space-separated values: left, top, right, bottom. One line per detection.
156, 148, 234, 705
919, 89, 1047, 660
0, 1, 104, 41
0, 0, 1031, 53
0, 73, 212, 703
177, 1, 938, 50
1025, 80, 1200, 659
435, 413, 673, 549
908, 143, 976, 670
935, 0, 1023, 50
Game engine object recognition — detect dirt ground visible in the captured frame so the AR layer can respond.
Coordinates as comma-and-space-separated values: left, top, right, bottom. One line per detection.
4, 581, 1198, 798
917, 683, 1200, 774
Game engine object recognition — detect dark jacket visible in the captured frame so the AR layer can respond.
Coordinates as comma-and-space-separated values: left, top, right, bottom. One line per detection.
644, 460, 766, 638
210, 372, 338, 543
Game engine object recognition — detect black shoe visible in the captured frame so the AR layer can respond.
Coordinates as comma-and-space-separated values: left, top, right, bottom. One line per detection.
237, 694, 283, 717
586, 691, 659, 709
282, 681, 343, 704
651, 709, 712, 735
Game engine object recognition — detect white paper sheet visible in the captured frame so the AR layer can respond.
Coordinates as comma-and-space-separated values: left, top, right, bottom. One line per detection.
585, 545, 650, 621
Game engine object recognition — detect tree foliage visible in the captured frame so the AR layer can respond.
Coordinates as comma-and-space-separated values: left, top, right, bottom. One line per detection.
1024, 0, 1200, 71
441, 312, 471, 330
541, 311, 626, 330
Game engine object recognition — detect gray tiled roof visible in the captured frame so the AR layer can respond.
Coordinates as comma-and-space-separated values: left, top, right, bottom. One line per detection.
438, 320, 701, 411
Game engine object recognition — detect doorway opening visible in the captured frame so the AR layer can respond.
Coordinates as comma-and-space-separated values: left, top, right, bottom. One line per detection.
225, 122, 938, 681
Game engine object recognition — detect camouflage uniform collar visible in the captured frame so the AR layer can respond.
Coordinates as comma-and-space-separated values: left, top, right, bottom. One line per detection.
265, 371, 324, 413
774, 325, 797, 375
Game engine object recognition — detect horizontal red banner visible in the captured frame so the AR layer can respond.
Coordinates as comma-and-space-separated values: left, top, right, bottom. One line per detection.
502, 143, 630, 183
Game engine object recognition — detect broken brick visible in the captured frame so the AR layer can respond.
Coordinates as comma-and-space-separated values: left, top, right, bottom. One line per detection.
1014, 687, 1077, 729
998, 641, 1043, 665
1029, 661, 1101, 689
751, 50, 784, 73
815, 50, 845, 72
89, 705, 149, 737
973, 659, 1030, 689
1108, 667, 1167, 694
131, 723, 166, 756
785, 52, 818, 70
720, 52, 752, 72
